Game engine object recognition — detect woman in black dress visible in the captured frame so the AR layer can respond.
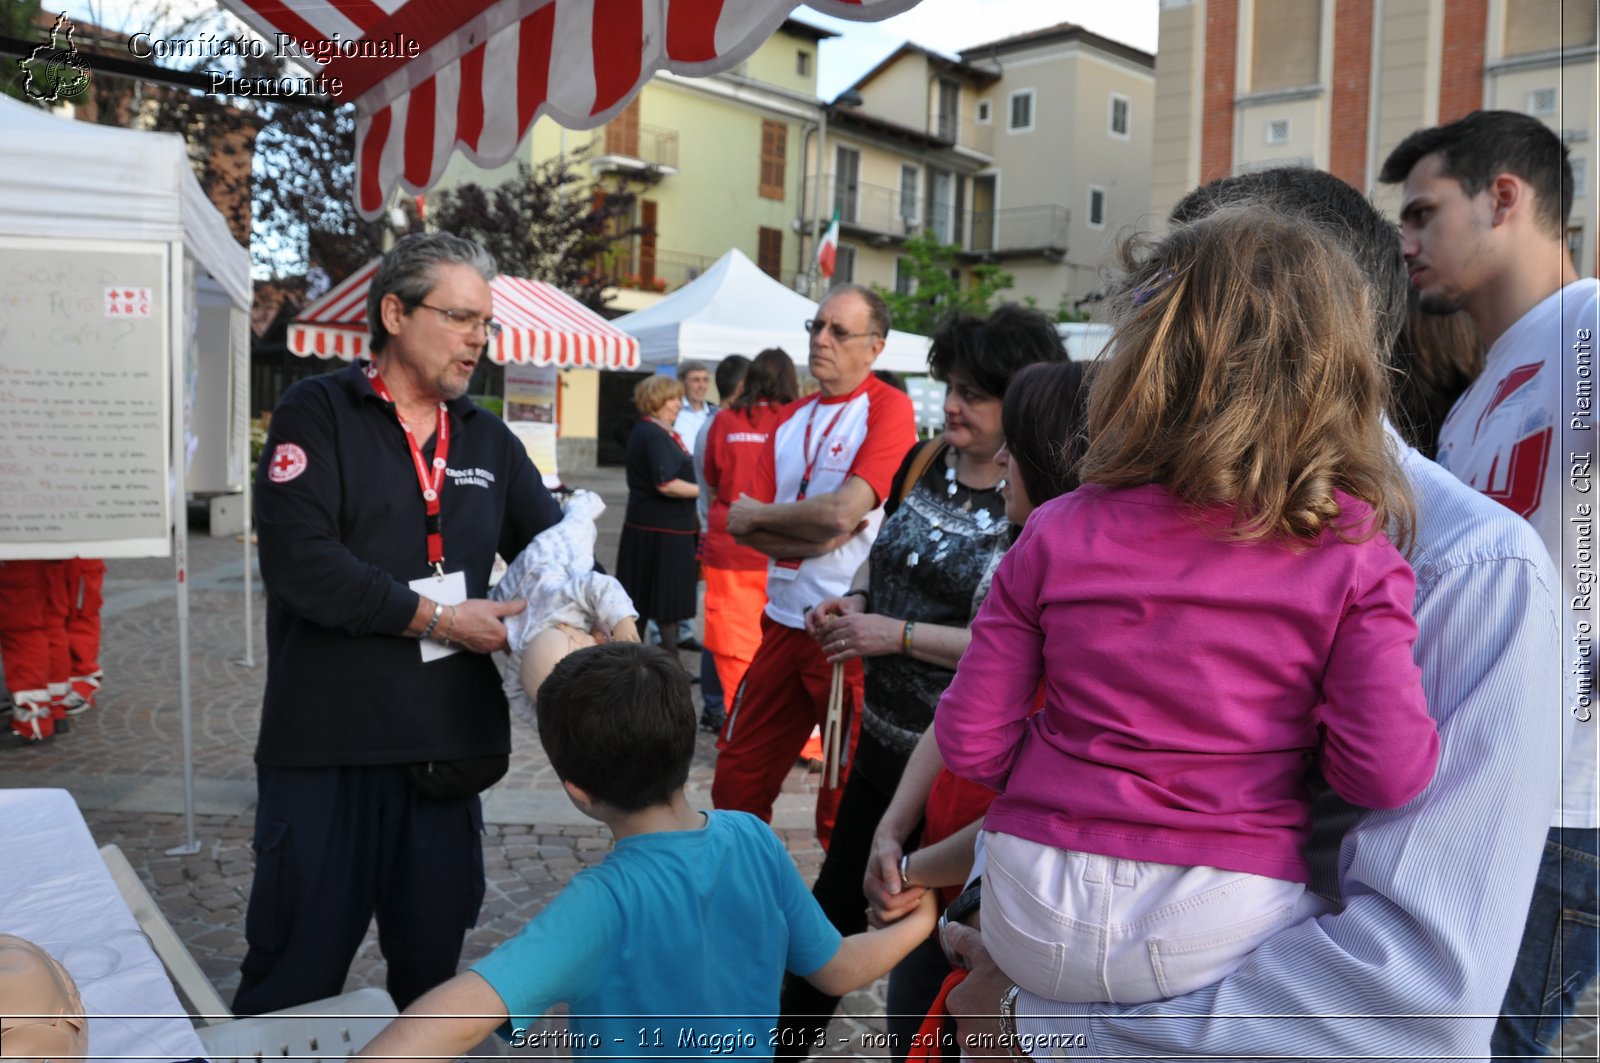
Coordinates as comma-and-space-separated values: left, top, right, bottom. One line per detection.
616, 374, 700, 655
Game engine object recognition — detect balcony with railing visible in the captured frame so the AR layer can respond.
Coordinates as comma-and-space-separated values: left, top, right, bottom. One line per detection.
587, 120, 679, 176
806, 175, 1067, 258
967, 205, 1070, 259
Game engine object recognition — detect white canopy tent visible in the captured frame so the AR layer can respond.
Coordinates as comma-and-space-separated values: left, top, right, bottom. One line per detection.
614, 249, 931, 376
0, 96, 253, 852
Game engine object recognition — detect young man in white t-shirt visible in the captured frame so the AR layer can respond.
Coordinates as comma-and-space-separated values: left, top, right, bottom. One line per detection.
1381, 108, 1599, 1056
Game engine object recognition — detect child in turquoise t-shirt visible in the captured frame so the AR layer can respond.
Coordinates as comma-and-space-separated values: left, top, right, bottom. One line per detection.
359, 643, 935, 1061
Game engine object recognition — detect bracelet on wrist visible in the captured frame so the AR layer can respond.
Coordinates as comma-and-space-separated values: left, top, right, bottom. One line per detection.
899, 851, 914, 889
844, 587, 870, 612
440, 605, 459, 646
419, 600, 444, 640
900, 619, 916, 656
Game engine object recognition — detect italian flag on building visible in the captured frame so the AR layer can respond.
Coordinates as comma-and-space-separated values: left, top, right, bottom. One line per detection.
815, 209, 841, 279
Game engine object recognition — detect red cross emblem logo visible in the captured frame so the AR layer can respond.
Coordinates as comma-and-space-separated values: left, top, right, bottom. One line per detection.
829, 441, 845, 457
267, 442, 308, 483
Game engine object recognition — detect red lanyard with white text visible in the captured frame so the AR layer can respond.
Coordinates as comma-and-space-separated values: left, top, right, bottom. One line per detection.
797, 398, 849, 499
367, 367, 450, 576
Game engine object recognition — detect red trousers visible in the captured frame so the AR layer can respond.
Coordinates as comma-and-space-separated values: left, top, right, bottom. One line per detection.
711, 615, 863, 848
0, 560, 70, 739
62, 557, 106, 697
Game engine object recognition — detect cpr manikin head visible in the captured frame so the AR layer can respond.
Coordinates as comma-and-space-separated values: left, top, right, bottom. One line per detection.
0, 934, 88, 1062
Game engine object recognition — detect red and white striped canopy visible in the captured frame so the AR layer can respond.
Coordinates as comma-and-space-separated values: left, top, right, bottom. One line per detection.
219, 0, 922, 219
289, 258, 641, 369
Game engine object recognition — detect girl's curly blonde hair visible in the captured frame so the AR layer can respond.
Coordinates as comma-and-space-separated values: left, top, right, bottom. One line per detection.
1081, 208, 1414, 550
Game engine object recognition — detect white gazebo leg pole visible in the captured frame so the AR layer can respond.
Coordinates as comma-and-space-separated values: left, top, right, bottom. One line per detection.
240, 466, 255, 667
238, 317, 256, 669
167, 248, 200, 857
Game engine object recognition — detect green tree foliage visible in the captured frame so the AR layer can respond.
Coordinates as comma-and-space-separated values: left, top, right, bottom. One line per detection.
3, 1, 52, 104
872, 228, 1014, 335
426, 155, 646, 310
251, 97, 390, 281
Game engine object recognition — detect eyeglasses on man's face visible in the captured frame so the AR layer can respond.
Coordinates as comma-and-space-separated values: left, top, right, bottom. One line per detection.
804, 318, 879, 343
414, 301, 503, 339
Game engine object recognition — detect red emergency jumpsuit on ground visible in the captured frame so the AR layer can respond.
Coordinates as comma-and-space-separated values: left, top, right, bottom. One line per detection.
0, 560, 71, 740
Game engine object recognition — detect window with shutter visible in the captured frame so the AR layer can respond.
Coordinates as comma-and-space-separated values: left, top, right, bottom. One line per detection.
760, 121, 787, 201
758, 227, 783, 279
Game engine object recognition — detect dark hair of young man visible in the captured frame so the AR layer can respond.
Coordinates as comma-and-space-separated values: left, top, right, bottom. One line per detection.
926, 302, 1067, 401
1389, 288, 1486, 458
1170, 166, 1408, 350
535, 642, 697, 812
1378, 109, 1574, 236
715, 354, 751, 400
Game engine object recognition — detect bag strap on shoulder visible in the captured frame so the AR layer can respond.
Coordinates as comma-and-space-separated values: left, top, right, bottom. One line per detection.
897, 437, 946, 507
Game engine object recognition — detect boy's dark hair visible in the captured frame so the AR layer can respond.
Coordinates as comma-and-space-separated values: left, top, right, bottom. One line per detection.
715, 354, 750, 399
927, 302, 1067, 400
536, 643, 696, 812
1378, 109, 1574, 236
1170, 167, 1408, 349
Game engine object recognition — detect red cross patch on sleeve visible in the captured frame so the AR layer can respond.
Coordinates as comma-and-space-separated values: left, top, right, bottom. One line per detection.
267, 442, 308, 483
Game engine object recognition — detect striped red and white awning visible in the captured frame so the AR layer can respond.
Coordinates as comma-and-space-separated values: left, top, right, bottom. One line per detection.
218, 0, 922, 219
289, 259, 641, 368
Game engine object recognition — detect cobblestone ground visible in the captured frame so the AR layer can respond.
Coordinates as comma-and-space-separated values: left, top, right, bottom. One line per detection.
4, 463, 1595, 1058
2, 467, 896, 1057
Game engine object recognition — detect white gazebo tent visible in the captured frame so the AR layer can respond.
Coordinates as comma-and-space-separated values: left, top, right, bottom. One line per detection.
0, 95, 254, 852
613, 249, 931, 376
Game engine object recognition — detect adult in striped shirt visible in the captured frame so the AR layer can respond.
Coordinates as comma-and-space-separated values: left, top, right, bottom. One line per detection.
944, 167, 1564, 1060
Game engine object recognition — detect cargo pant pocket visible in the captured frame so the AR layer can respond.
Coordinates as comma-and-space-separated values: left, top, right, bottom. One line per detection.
243, 815, 293, 952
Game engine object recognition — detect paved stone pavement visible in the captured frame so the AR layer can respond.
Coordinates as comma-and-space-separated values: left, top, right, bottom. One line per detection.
3, 462, 1595, 1058
1, 466, 893, 1057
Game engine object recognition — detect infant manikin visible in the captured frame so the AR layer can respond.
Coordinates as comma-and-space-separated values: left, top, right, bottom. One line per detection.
492, 489, 639, 726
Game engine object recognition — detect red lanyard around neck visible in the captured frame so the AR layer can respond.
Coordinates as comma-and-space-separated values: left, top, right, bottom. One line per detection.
798, 398, 848, 500
366, 366, 450, 575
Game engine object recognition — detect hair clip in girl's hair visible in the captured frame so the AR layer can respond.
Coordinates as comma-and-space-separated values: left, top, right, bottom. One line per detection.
1131, 268, 1176, 306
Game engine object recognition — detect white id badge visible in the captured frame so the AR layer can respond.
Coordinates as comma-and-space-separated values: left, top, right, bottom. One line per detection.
770, 557, 802, 581
409, 569, 467, 662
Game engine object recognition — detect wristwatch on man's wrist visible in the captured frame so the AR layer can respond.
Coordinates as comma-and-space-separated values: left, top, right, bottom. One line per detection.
998, 983, 1036, 1062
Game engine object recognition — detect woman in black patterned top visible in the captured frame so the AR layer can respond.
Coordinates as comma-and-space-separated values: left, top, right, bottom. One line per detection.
777, 305, 1066, 1060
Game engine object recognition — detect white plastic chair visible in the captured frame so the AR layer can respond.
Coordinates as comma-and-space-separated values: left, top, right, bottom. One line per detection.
101, 843, 406, 1057
198, 986, 399, 1062
99, 843, 232, 1025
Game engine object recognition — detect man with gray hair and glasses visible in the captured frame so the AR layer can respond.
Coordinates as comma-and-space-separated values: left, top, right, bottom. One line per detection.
237, 233, 565, 1015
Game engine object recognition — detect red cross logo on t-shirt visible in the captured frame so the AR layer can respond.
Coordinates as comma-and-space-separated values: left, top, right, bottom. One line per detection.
267, 442, 308, 483
829, 440, 845, 457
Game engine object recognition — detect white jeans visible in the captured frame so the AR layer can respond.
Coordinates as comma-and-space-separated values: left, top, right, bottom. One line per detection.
980, 831, 1329, 1005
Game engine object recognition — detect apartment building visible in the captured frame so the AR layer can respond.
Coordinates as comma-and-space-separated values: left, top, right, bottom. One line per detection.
1153, 0, 1597, 274
433, 20, 831, 467
959, 25, 1157, 308
807, 26, 1156, 313
437, 19, 831, 308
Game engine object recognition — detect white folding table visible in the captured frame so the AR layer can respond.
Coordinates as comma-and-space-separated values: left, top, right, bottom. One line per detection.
0, 787, 207, 1062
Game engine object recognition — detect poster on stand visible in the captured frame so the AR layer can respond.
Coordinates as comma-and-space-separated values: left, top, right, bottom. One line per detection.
0, 237, 171, 558
504, 362, 560, 487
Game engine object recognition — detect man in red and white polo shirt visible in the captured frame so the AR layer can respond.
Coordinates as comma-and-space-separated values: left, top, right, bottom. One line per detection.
713, 284, 916, 846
